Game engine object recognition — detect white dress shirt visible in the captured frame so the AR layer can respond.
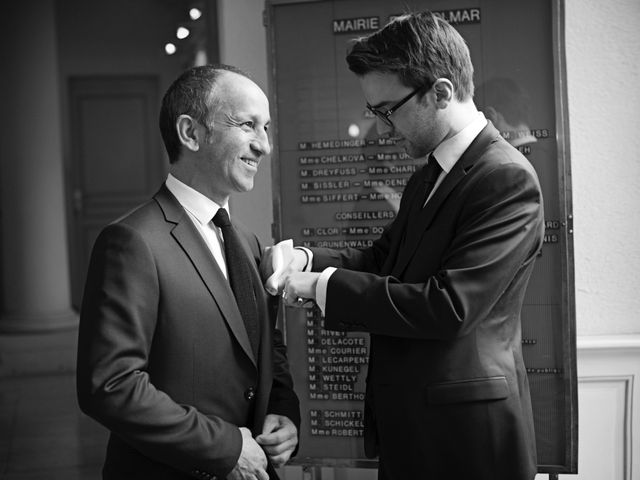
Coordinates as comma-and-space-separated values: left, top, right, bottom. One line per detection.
314, 112, 488, 313
165, 173, 230, 279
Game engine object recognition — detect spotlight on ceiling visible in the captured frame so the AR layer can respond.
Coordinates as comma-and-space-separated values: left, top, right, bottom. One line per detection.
189, 8, 202, 20
165, 43, 177, 55
176, 27, 190, 40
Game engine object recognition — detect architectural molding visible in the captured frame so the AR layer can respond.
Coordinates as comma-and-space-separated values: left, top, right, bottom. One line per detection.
575, 334, 639, 480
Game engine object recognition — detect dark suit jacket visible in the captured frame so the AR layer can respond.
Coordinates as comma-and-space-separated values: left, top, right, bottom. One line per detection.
310, 122, 543, 480
77, 185, 300, 480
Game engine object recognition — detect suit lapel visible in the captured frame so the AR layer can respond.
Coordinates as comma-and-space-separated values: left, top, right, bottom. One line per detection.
154, 185, 257, 366
391, 123, 501, 278
379, 173, 421, 275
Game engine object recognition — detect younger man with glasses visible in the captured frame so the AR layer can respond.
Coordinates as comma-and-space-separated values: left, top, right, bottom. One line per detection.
264, 11, 543, 480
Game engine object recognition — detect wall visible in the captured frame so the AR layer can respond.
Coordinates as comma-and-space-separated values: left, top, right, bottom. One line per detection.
565, 0, 640, 336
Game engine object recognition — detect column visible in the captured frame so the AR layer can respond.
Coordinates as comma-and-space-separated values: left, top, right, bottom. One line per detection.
0, 0, 77, 332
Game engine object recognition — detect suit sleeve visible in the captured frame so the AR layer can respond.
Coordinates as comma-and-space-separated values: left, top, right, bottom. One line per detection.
318, 161, 544, 340
76, 222, 241, 478
310, 169, 423, 273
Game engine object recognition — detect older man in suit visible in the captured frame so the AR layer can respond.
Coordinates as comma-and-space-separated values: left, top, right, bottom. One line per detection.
263, 12, 543, 480
77, 64, 299, 480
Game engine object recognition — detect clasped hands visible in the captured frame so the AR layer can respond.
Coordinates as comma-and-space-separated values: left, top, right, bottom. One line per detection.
227, 414, 298, 480
260, 240, 319, 308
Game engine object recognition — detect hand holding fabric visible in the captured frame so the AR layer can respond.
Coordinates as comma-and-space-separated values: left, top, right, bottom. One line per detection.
255, 414, 298, 467
261, 240, 307, 295
281, 272, 320, 308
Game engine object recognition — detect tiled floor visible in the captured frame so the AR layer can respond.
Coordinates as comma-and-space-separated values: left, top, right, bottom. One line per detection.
0, 373, 107, 479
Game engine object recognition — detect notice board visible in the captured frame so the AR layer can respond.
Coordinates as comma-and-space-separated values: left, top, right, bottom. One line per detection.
265, 0, 577, 474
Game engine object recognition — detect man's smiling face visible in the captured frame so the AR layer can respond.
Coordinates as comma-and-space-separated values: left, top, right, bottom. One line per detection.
195, 72, 272, 204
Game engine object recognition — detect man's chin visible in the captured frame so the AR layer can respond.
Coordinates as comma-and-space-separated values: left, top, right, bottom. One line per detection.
403, 145, 418, 159
234, 179, 254, 193
405, 144, 431, 160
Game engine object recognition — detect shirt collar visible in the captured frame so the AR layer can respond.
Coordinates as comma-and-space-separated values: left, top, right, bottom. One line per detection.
165, 173, 228, 225
432, 111, 487, 173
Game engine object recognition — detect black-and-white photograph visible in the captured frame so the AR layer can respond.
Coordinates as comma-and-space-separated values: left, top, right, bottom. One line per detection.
0, 1, 638, 479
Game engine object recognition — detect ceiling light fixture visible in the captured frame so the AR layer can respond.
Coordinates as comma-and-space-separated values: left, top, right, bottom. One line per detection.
176, 27, 190, 40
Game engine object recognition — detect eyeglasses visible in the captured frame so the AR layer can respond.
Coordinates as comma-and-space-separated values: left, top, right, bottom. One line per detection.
366, 84, 429, 127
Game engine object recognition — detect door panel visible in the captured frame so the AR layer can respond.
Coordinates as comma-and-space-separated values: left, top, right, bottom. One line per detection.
69, 76, 165, 307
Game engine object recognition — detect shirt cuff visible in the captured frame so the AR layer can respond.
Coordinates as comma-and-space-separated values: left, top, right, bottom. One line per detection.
315, 267, 337, 315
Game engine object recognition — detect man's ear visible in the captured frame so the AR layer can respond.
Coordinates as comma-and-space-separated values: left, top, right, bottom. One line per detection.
432, 78, 454, 108
176, 114, 201, 152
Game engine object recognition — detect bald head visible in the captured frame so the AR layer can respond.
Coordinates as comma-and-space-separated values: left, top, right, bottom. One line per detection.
159, 64, 258, 163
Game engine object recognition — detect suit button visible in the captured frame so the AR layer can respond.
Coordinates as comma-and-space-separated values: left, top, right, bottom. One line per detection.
244, 386, 256, 401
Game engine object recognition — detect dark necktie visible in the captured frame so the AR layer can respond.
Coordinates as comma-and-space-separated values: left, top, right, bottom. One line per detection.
212, 208, 260, 357
422, 154, 442, 206
399, 154, 443, 250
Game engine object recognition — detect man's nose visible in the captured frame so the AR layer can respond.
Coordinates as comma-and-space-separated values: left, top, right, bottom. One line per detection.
251, 131, 271, 156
